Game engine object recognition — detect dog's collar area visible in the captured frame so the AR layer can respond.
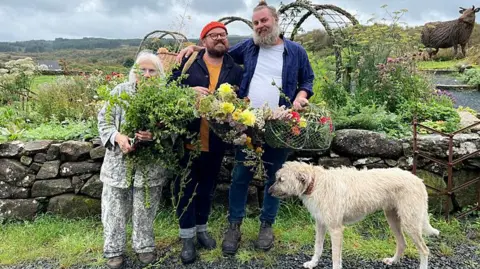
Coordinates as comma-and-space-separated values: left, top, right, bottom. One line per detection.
303, 179, 315, 195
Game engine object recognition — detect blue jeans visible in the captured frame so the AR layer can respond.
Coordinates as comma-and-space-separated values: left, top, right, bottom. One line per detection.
228, 144, 290, 224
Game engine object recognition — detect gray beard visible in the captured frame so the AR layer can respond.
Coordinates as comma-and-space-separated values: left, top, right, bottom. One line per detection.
253, 24, 280, 46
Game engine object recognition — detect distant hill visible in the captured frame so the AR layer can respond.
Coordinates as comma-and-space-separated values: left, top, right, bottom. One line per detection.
0, 35, 251, 53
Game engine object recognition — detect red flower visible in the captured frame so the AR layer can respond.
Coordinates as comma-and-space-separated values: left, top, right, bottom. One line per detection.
106, 75, 112, 81
319, 116, 331, 124
329, 122, 333, 132
291, 111, 301, 122
291, 126, 301, 136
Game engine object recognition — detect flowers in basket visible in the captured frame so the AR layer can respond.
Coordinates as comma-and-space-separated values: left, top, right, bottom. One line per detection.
264, 103, 334, 150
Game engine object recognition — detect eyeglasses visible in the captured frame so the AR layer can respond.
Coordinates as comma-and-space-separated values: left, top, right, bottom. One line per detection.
206, 32, 228, 40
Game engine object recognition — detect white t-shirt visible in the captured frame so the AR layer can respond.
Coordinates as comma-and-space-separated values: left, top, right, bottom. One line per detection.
247, 44, 284, 109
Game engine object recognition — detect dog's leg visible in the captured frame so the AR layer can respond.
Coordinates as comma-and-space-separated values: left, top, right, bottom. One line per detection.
330, 226, 344, 269
382, 209, 406, 265
303, 220, 327, 269
406, 229, 430, 269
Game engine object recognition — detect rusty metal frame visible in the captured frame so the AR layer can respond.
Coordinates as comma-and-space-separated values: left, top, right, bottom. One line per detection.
412, 118, 480, 219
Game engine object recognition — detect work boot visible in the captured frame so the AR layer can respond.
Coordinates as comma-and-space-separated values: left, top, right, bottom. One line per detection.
221, 222, 242, 255
254, 222, 274, 250
106, 256, 124, 269
197, 231, 216, 250
180, 237, 196, 264
137, 252, 156, 266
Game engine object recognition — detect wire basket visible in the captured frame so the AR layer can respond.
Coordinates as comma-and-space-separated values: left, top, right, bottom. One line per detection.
264, 105, 334, 151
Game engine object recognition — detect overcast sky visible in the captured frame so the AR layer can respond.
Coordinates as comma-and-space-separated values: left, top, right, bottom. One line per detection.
0, 0, 478, 42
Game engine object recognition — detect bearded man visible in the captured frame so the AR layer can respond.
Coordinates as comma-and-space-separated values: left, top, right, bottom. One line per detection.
177, 0, 315, 255
170, 21, 243, 264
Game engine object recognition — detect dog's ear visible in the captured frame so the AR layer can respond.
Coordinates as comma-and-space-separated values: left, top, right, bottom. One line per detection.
296, 171, 311, 187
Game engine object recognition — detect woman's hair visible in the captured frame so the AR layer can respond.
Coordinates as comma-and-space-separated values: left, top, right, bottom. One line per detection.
128, 50, 165, 83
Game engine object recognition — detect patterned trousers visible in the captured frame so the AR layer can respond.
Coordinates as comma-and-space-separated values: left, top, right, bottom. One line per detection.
101, 184, 162, 258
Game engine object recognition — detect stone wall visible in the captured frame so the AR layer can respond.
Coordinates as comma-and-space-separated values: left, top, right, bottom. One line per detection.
1, 129, 479, 221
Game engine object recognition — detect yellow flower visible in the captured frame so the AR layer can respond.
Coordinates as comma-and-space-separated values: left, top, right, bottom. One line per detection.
218, 83, 233, 95
239, 110, 256, 127
232, 111, 241, 121
299, 117, 307, 128
220, 102, 235, 114
255, 147, 263, 154
246, 136, 253, 149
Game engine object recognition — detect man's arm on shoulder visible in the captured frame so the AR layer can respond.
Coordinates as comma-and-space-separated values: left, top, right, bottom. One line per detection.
169, 56, 189, 83
228, 39, 250, 65
297, 46, 315, 98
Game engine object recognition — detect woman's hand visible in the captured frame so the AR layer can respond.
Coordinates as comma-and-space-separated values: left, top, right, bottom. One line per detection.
135, 131, 153, 141
115, 133, 133, 154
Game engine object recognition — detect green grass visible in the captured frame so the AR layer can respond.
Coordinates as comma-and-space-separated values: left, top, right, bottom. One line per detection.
416, 60, 468, 70
31, 75, 57, 92
0, 200, 478, 268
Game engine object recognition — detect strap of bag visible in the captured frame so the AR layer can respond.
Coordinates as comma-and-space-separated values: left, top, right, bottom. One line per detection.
181, 51, 199, 75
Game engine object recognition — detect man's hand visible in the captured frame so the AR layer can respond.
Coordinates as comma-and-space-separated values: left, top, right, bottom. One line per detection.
115, 133, 133, 154
135, 131, 153, 141
293, 90, 309, 110
193, 86, 211, 96
175, 45, 204, 63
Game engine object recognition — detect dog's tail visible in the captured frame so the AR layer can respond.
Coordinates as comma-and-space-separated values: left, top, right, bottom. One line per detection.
423, 212, 440, 236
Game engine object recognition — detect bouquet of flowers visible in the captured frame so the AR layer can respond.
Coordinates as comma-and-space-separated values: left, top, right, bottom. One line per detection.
99, 75, 199, 186
264, 103, 334, 151
197, 83, 268, 179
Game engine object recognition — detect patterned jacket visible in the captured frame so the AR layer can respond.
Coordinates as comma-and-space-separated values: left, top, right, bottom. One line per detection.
97, 82, 167, 188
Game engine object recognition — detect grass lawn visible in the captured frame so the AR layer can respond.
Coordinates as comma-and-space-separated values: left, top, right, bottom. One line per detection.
0, 200, 479, 268
31, 75, 57, 92
417, 59, 480, 70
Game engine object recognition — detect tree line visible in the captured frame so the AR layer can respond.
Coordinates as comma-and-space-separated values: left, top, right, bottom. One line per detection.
0, 36, 250, 53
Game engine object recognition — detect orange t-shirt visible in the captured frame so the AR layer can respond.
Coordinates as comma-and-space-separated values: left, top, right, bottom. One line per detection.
196, 59, 222, 152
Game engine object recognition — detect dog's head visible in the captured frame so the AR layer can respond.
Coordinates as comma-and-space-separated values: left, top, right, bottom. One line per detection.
269, 161, 316, 199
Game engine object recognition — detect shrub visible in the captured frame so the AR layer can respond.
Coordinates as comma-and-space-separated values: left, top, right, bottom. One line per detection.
461, 68, 480, 86
0, 57, 37, 106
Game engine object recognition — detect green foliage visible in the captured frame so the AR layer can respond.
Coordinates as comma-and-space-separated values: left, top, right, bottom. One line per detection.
22, 119, 98, 141
99, 75, 199, 184
34, 74, 107, 121
0, 57, 37, 105
401, 100, 460, 133
458, 105, 478, 116
461, 68, 480, 86
332, 99, 411, 138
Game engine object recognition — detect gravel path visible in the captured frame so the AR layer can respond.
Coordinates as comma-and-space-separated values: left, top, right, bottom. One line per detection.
432, 73, 480, 111
2, 242, 478, 269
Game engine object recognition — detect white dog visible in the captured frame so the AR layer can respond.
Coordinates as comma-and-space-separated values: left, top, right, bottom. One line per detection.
269, 161, 439, 269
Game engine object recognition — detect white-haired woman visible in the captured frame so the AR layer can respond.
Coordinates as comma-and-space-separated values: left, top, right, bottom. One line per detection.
98, 51, 166, 269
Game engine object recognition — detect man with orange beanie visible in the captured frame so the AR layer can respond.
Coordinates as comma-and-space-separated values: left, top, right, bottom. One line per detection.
170, 21, 243, 264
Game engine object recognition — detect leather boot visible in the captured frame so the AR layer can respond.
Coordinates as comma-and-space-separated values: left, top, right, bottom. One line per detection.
106, 256, 124, 269
254, 222, 274, 250
221, 222, 242, 255
197, 231, 216, 250
180, 237, 196, 264
137, 252, 156, 265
